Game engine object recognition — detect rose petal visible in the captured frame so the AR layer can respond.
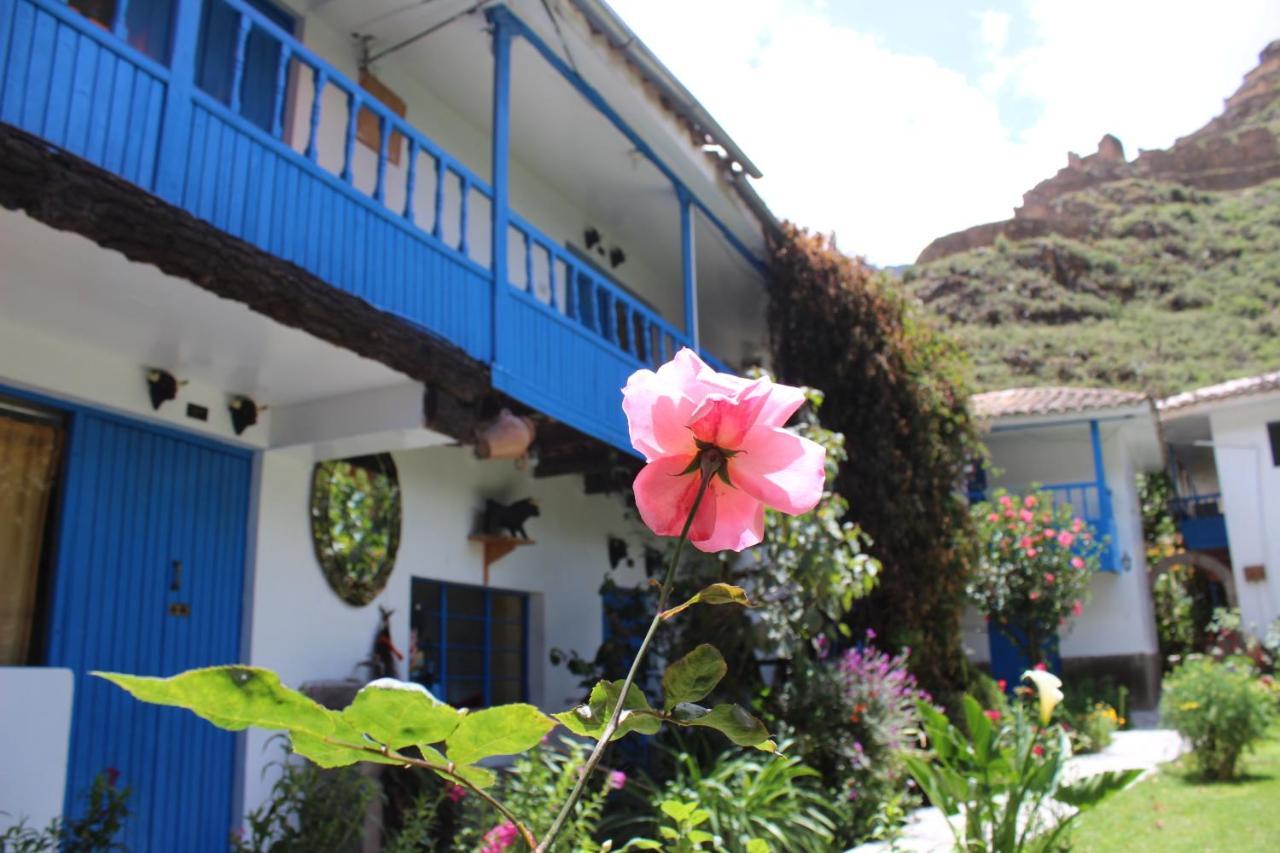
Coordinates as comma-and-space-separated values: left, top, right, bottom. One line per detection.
632, 454, 716, 541
687, 376, 772, 448
731, 427, 826, 516
691, 478, 766, 553
621, 353, 705, 461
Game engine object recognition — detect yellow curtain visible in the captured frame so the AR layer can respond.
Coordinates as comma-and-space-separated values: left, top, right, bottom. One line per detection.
0, 413, 62, 665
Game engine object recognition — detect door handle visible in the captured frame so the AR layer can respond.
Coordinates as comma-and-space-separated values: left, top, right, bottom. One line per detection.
170, 559, 183, 591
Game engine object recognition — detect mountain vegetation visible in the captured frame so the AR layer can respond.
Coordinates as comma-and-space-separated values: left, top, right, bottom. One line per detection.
905, 41, 1280, 395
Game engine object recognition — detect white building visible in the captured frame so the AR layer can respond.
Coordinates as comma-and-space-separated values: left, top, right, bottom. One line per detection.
1159, 370, 1280, 634
0, 0, 773, 846
964, 387, 1165, 708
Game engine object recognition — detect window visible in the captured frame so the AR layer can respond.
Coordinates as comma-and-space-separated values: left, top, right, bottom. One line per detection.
0, 398, 66, 665
1268, 421, 1280, 467
409, 580, 528, 709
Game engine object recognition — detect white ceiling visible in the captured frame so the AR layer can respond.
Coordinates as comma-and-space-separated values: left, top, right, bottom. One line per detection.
0, 209, 411, 407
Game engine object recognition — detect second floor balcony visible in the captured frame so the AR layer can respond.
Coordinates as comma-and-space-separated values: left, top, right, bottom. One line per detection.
0, 0, 770, 454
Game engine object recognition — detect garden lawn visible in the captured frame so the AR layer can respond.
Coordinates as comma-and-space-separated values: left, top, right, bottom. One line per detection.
1071, 725, 1280, 852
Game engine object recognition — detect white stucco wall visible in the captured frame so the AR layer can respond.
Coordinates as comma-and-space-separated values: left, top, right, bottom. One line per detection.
1208, 396, 1280, 631
979, 416, 1160, 661
241, 443, 647, 815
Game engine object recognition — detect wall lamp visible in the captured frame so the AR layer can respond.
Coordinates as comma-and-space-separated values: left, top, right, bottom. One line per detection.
145, 368, 186, 410
228, 396, 264, 435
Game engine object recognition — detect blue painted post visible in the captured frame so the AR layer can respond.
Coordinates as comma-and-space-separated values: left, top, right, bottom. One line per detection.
153, 0, 205, 202
433, 159, 446, 240
374, 113, 389, 203
403, 139, 418, 222
341, 90, 359, 183
270, 43, 291, 140
111, 0, 132, 40
229, 13, 252, 115
679, 185, 698, 349
1089, 419, 1116, 570
489, 11, 513, 364
305, 67, 325, 162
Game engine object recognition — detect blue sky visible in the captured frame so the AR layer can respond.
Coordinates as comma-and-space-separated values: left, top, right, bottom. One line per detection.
607, 0, 1280, 265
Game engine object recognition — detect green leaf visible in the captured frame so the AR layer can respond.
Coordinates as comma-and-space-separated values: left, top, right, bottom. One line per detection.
1054, 768, 1143, 810
662, 644, 727, 711
288, 729, 402, 769
342, 681, 461, 750
419, 744, 497, 789
554, 680, 662, 741
670, 703, 775, 750
661, 800, 696, 822
963, 694, 993, 764
746, 839, 772, 853
660, 583, 753, 620
445, 703, 555, 766
95, 666, 336, 734
689, 830, 714, 844
621, 840, 663, 851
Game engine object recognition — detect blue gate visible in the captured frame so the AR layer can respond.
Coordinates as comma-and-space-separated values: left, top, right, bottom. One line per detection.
46, 411, 252, 851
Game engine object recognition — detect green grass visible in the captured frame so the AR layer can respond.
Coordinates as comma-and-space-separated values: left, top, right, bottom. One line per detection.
1070, 726, 1280, 852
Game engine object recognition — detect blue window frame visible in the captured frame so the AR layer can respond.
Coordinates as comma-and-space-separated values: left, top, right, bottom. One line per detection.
409, 579, 528, 709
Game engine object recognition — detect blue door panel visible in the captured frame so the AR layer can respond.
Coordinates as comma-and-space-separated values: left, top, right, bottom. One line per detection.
48, 412, 251, 852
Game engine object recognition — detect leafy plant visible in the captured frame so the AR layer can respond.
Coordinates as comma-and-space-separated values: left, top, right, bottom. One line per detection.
0, 770, 132, 852
454, 735, 620, 853
1160, 655, 1276, 779
233, 738, 376, 853
779, 637, 930, 844
969, 488, 1105, 666
642, 739, 837, 852
904, 677, 1140, 852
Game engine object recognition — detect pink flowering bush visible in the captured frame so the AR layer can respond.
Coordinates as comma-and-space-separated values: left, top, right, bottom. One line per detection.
969, 488, 1105, 666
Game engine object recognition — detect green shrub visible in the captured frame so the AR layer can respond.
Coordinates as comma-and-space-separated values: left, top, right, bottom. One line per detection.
1160, 656, 1276, 779
627, 740, 838, 852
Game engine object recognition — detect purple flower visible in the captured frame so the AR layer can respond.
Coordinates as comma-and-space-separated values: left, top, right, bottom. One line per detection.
607, 770, 627, 791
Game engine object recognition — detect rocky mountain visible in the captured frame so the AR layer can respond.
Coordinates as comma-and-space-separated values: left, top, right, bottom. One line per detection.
906, 40, 1280, 396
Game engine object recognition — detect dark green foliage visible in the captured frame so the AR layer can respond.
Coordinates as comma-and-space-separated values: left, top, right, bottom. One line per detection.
1161, 655, 1276, 780
234, 741, 376, 853
767, 224, 981, 697
909, 178, 1280, 395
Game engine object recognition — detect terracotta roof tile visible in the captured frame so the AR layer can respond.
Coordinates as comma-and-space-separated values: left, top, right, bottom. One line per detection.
971, 386, 1148, 419
1158, 369, 1280, 414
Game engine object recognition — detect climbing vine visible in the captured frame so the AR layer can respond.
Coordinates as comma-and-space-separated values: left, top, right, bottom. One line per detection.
767, 224, 982, 696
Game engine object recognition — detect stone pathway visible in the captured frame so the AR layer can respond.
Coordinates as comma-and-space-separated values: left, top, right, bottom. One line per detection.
851, 728, 1187, 852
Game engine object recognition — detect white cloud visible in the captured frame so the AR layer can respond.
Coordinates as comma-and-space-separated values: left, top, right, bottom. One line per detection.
606, 0, 1280, 265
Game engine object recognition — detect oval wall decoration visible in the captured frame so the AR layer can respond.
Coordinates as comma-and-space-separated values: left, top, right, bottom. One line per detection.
310, 454, 402, 606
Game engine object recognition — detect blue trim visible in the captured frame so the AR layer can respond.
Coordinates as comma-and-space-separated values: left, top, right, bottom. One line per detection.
490, 13, 512, 365
679, 186, 698, 346
153, 0, 203, 201
1088, 419, 1120, 572
485, 5, 765, 275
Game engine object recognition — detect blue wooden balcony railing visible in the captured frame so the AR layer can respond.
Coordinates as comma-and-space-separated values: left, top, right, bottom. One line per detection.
1171, 493, 1229, 551
0, 0, 740, 453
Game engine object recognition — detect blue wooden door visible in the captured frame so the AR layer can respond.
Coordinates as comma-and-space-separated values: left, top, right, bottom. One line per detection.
47, 412, 251, 851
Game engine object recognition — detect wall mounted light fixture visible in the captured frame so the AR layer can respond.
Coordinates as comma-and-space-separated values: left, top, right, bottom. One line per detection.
145, 368, 186, 410
228, 396, 263, 435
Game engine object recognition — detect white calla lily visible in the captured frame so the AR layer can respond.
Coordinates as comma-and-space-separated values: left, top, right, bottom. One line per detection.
1022, 669, 1064, 726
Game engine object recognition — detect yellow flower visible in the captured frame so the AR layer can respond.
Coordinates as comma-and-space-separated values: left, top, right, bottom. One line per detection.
1179, 700, 1200, 711
1022, 669, 1064, 726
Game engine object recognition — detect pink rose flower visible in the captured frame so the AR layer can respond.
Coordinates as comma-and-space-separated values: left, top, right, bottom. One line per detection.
1024, 495, 1037, 508
1043, 528, 1056, 539
623, 349, 825, 552
1020, 536, 1034, 550
1071, 556, 1085, 570
1072, 600, 1083, 617
1044, 572, 1055, 583
999, 495, 1013, 508
1019, 509, 1035, 523
1057, 531, 1075, 548
984, 709, 1001, 721
1026, 548, 1038, 557
608, 770, 627, 791
1029, 590, 1040, 601
445, 784, 467, 803
987, 512, 1000, 522
1072, 518, 1084, 533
